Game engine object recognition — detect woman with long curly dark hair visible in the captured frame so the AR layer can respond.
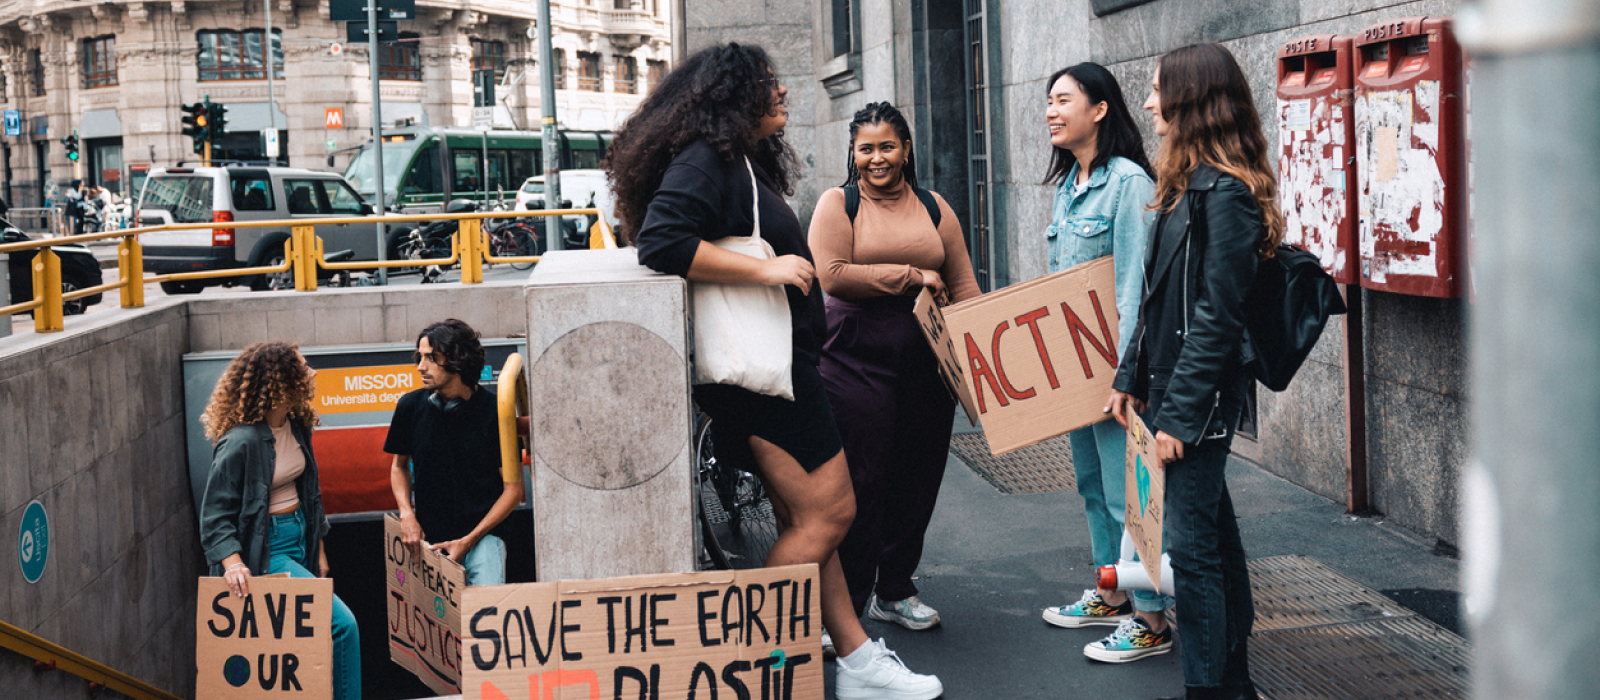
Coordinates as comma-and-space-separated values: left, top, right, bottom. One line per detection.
1107, 42, 1279, 700
198, 342, 360, 700
809, 101, 979, 631
614, 43, 942, 700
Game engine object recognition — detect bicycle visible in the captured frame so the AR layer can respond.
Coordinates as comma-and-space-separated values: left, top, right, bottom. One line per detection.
694, 414, 780, 571
486, 215, 539, 271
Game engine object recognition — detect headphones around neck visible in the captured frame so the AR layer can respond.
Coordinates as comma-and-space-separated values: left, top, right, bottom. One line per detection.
428, 390, 467, 414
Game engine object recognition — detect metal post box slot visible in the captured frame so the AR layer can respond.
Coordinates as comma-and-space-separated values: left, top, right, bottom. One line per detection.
1353, 16, 1469, 297
1277, 34, 1359, 284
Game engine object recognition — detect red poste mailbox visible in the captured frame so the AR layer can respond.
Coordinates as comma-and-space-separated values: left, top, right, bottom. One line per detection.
1352, 17, 1468, 298
1276, 34, 1359, 284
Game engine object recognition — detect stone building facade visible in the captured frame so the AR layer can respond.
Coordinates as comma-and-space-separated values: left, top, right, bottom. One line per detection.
684, 0, 1468, 546
0, 0, 672, 208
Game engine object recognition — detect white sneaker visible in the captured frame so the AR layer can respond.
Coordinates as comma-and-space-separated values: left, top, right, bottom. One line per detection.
835, 638, 943, 700
821, 629, 836, 659
868, 594, 942, 630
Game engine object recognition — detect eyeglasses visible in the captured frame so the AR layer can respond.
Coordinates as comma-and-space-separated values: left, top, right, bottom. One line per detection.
412, 351, 442, 365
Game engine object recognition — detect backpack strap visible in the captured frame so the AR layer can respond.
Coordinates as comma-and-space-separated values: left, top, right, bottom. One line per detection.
843, 183, 942, 229
912, 187, 942, 228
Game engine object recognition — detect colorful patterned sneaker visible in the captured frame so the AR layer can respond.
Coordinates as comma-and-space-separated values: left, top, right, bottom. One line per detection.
1083, 617, 1174, 663
1043, 589, 1134, 628
867, 594, 942, 630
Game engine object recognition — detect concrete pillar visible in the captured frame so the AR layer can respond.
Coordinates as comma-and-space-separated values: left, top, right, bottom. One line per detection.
1462, 1, 1600, 698
524, 248, 693, 580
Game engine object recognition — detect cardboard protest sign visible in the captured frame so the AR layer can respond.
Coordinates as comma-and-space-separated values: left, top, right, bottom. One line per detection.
195, 576, 332, 698
1124, 411, 1165, 594
461, 564, 823, 700
384, 513, 468, 695
917, 256, 1120, 454
913, 288, 979, 425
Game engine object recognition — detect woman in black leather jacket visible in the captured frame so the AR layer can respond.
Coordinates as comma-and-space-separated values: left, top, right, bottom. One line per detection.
1105, 43, 1284, 700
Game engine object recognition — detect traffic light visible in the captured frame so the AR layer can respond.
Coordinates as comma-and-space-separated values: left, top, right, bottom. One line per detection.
207, 101, 228, 138
180, 102, 208, 154
60, 133, 79, 161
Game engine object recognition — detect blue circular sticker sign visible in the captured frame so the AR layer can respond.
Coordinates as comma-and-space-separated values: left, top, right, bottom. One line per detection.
18, 500, 49, 583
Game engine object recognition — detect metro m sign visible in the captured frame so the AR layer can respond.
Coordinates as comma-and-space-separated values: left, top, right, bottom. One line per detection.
916, 257, 1121, 455
326, 108, 344, 129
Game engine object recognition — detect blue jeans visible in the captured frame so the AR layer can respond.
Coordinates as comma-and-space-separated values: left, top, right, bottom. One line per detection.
461, 533, 506, 586
1146, 377, 1254, 691
269, 511, 361, 700
1068, 420, 1173, 612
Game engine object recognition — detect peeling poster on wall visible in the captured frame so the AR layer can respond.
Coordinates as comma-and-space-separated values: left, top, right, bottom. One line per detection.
1357, 82, 1445, 285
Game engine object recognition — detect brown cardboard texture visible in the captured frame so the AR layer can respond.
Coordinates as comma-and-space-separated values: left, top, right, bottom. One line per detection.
914, 288, 979, 425
384, 513, 469, 695
927, 256, 1120, 454
1125, 411, 1166, 594
195, 576, 333, 698
461, 564, 823, 700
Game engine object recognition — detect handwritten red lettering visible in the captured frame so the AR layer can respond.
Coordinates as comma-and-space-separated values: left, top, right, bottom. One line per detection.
1061, 290, 1118, 379
964, 332, 1008, 414
990, 321, 1035, 400
1013, 307, 1059, 390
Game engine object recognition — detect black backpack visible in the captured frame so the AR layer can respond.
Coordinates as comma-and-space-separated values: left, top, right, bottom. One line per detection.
1238, 243, 1348, 391
843, 184, 941, 227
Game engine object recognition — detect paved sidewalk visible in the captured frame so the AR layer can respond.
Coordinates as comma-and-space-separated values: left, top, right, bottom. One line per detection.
830, 426, 1461, 699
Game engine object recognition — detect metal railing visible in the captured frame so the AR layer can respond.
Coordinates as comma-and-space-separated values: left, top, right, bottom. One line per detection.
0, 208, 617, 334
8, 206, 65, 236
0, 619, 183, 700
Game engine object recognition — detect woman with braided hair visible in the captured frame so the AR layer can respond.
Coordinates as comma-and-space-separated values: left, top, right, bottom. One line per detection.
198, 341, 360, 700
810, 101, 980, 630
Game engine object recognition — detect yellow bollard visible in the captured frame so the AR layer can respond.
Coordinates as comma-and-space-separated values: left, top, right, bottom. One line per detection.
291, 225, 318, 292
119, 236, 145, 308
32, 248, 63, 332
461, 218, 484, 284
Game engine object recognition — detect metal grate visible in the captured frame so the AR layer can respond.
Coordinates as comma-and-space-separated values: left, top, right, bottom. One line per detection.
948, 431, 1076, 494
1248, 556, 1469, 700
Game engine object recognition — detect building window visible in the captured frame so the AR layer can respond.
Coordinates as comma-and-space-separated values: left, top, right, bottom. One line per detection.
379, 33, 421, 81
613, 56, 637, 94
646, 59, 667, 92
29, 48, 44, 96
964, 0, 995, 291
81, 36, 117, 89
831, 0, 854, 58
0, 64, 10, 100
198, 30, 284, 81
552, 49, 567, 90
613, 0, 634, 9
471, 39, 505, 82
577, 52, 601, 92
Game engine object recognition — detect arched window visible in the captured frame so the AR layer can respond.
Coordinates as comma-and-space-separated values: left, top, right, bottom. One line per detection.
198, 29, 284, 81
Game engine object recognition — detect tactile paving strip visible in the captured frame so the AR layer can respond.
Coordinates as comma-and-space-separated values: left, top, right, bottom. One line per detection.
948, 431, 1076, 494
1247, 556, 1469, 700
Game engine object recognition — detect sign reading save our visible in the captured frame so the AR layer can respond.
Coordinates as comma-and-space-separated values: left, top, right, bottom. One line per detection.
195, 576, 333, 698
461, 564, 822, 700
916, 256, 1121, 455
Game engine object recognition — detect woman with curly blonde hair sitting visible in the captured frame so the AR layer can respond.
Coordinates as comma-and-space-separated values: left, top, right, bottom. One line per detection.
198, 341, 360, 700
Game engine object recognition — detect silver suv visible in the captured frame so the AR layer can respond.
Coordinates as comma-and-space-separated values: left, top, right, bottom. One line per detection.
136, 165, 377, 293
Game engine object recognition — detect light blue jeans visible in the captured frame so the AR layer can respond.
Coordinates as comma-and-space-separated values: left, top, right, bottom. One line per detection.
1068, 420, 1175, 613
268, 511, 361, 700
461, 533, 506, 586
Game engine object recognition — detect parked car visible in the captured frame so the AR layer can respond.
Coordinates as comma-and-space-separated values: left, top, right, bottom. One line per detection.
135, 165, 378, 293
514, 169, 618, 249
4, 222, 104, 315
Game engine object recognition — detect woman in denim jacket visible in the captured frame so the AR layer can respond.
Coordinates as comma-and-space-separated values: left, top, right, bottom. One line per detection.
1037, 62, 1176, 663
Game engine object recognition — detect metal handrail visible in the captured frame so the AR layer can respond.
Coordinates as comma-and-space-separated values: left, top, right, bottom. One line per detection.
0, 618, 183, 700
0, 208, 618, 334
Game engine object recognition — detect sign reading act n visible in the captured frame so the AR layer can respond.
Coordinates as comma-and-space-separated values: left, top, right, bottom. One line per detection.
916, 256, 1121, 455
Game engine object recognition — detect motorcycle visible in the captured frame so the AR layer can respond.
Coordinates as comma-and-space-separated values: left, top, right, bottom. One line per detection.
395, 199, 477, 284
3, 220, 104, 315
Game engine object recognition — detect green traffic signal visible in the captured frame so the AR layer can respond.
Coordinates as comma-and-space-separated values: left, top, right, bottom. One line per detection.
60, 133, 79, 161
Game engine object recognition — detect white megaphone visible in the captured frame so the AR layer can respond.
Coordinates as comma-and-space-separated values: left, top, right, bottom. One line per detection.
1095, 529, 1173, 594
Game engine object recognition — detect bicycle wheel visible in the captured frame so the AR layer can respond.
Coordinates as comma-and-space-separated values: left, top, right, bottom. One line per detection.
508, 225, 538, 270
694, 415, 780, 571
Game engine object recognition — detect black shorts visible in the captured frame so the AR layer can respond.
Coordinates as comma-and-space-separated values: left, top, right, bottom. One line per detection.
692, 360, 844, 473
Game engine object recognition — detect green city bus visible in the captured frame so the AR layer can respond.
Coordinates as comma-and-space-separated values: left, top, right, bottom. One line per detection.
341, 126, 610, 213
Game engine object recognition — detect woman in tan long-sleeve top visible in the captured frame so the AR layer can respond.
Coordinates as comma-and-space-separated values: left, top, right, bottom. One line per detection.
811, 101, 981, 632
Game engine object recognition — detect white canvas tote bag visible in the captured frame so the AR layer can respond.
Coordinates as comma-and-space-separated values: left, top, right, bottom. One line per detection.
689, 157, 795, 400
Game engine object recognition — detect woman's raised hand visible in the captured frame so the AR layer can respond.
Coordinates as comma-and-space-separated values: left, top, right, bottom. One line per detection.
761, 255, 816, 294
